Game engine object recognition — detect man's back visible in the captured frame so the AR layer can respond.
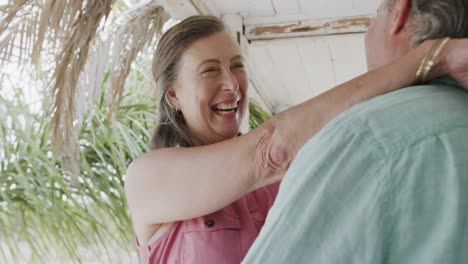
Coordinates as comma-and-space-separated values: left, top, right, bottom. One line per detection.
243, 78, 468, 263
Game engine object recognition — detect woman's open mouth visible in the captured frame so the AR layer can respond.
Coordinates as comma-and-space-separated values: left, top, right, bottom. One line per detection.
212, 101, 239, 116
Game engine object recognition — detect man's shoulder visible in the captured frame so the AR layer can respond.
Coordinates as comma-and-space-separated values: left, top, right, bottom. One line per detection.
312, 78, 468, 157
355, 78, 466, 123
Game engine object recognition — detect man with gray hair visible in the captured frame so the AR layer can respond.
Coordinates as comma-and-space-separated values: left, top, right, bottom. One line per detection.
243, 0, 468, 263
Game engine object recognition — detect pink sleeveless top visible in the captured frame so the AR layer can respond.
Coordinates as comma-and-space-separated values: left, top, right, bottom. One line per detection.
137, 183, 279, 264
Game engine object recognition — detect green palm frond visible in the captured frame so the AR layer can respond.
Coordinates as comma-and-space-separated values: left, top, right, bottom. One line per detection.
249, 99, 272, 130
0, 0, 169, 156
0, 76, 156, 262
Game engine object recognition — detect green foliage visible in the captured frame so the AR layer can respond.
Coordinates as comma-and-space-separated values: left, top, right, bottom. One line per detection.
0, 81, 156, 262
249, 99, 272, 130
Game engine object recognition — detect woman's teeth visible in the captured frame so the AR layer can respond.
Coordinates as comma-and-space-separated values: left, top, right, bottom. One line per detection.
218, 109, 235, 115
212, 102, 238, 112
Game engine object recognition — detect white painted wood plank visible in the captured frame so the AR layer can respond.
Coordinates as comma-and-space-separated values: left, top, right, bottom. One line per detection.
299, 0, 354, 11
158, 0, 199, 19
263, 39, 309, 107
209, 0, 275, 17
245, 43, 281, 112
295, 36, 336, 99
191, 0, 221, 17
272, 0, 300, 15
354, 0, 380, 14
327, 34, 367, 84
244, 13, 310, 26
298, 0, 358, 19
245, 34, 368, 109
245, 15, 372, 40
208, 0, 249, 14
241, 0, 277, 17
210, 0, 376, 25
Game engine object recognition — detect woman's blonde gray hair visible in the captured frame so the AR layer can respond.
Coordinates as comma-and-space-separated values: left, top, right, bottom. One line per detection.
150, 15, 225, 150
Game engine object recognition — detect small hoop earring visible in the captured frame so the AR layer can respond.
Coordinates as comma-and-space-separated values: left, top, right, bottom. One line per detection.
164, 92, 180, 112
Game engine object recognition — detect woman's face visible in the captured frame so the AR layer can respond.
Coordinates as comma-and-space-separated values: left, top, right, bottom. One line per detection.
168, 31, 248, 145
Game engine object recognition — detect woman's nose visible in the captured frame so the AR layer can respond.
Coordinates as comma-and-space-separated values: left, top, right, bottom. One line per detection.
221, 70, 239, 92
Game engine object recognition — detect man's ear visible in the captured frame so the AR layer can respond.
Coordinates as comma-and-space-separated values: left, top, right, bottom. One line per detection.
390, 0, 411, 35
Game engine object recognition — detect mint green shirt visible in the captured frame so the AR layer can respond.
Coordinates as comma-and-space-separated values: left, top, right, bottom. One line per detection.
243, 78, 468, 264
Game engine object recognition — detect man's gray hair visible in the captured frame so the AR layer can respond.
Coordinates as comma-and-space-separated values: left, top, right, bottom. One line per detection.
384, 0, 468, 45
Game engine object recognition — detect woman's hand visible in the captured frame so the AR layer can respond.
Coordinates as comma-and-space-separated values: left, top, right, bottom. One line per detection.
440, 38, 468, 88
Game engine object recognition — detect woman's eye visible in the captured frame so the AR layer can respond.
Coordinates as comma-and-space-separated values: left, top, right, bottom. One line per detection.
201, 68, 220, 77
203, 68, 219, 73
232, 64, 245, 72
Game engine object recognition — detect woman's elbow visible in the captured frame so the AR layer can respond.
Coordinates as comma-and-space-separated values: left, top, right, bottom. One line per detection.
252, 124, 294, 186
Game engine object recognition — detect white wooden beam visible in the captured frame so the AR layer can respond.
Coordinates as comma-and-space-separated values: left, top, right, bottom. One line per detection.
157, 0, 220, 19
272, 0, 300, 15
222, 14, 243, 45
239, 32, 276, 115
158, 0, 198, 19
191, 0, 220, 17
245, 15, 373, 40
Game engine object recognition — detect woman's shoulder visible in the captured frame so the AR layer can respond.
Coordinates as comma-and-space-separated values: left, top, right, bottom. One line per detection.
124, 148, 182, 203
125, 150, 167, 186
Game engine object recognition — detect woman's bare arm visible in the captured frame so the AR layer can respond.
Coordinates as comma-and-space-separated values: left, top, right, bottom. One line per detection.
125, 39, 466, 242
125, 123, 286, 243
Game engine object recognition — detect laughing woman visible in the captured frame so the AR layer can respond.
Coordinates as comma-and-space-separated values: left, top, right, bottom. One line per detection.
124, 15, 468, 264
